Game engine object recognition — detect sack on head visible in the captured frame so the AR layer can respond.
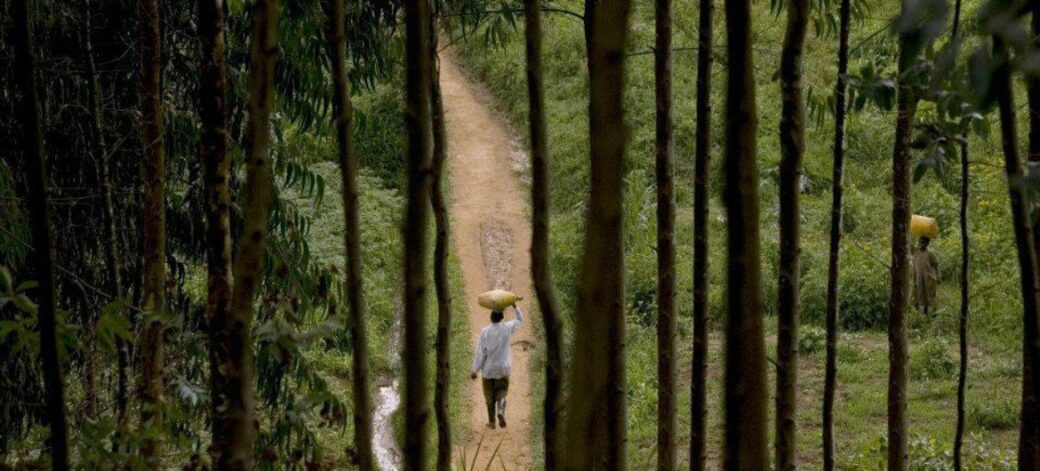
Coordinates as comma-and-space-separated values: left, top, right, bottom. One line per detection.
478, 289, 522, 311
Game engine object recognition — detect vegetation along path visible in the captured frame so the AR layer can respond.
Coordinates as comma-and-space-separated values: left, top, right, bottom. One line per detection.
441, 51, 535, 469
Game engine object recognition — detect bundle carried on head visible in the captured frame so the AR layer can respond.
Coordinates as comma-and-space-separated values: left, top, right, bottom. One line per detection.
478, 289, 522, 311
910, 214, 939, 240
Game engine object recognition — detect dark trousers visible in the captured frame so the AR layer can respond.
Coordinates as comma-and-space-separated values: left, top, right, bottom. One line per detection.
481, 377, 509, 422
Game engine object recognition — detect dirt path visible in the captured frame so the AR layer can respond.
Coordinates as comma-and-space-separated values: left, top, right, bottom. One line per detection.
440, 52, 534, 470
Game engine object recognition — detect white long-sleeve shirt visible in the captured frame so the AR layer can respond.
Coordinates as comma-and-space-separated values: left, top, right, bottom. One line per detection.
471, 306, 524, 379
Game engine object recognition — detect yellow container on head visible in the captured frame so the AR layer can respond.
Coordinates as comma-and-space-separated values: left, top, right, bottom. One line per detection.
910, 215, 939, 240
478, 289, 522, 311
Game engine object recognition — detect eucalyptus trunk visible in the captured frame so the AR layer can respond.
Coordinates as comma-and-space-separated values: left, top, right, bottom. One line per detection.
523, 0, 565, 467
775, 0, 809, 466
994, 34, 1040, 471
138, 0, 167, 463
1023, 6, 1040, 469
721, 0, 769, 466
952, 2, 970, 469
327, 1, 376, 468
12, 0, 70, 467
84, 0, 128, 429
887, 4, 919, 466
562, 0, 631, 467
654, 0, 677, 467
197, 0, 239, 465
220, 1, 282, 467
822, 0, 851, 467
690, 0, 714, 466
428, 8, 454, 471
403, 0, 435, 467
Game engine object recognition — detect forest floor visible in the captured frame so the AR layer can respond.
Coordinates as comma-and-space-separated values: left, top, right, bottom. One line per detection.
441, 51, 535, 469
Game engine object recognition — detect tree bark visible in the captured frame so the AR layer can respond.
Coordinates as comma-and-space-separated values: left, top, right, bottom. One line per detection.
654, 0, 676, 468
822, 0, 851, 468
1023, 6, 1040, 469
428, 6, 454, 471
994, 34, 1040, 471
523, 1, 565, 468
220, 0, 281, 467
562, 0, 631, 468
12, 1, 70, 468
326, 1, 377, 468
887, 7, 918, 467
775, 0, 809, 467
138, 0, 167, 464
84, 0, 128, 431
690, 0, 714, 467
403, 0, 434, 468
952, 3, 969, 469
328, 0, 376, 468
721, 0, 769, 466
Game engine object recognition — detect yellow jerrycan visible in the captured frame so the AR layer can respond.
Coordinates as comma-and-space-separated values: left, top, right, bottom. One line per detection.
910, 215, 939, 240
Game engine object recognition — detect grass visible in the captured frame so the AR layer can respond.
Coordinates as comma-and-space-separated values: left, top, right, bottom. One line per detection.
452, 0, 1029, 467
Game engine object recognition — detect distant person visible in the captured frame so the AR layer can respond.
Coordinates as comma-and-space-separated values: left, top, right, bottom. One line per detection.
471, 303, 524, 429
914, 236, 940, 315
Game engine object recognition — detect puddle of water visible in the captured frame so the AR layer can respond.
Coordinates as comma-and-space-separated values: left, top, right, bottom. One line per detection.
373, 379, 402, 470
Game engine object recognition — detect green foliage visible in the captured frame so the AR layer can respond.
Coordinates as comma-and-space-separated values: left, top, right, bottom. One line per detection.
910, 338, 957, 380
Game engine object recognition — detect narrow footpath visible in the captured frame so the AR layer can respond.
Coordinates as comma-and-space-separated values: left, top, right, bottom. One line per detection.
440, 51, 535, 470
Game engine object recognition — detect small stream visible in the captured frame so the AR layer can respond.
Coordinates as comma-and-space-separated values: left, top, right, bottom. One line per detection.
372, 378, 401, 470
372, 316, 402, 470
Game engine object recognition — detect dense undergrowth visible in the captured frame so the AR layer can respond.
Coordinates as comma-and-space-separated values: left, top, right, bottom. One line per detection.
456, 0, 1026, 467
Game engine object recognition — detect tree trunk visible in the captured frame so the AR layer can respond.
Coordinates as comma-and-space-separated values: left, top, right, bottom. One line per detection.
328, 0, 376, 468
822, 0, 851, 468
12, 1, 70, 468
775, 0, 809, 467
403, 0, 434, 467
690, 0, 714, 467
562, 0, 631, 468
138, 0, 167, 464
84, 0, 128, 430
952, 138, 971, 471
654, 0, 676, 468
721, 0, 769, 466
995, 34, 1040, 471
523, 1, 565, 467
952, 3, 969, 469
887, 6, 918, 467
220, 1, 281, 467
197, 0, 259, 467
428, 6, 454, 471
1024, 6, 1040, 469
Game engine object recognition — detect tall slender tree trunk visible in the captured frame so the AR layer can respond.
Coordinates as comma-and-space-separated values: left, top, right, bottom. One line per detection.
654, 0, 676, 468
562, 1, 631, 468
992, 36, 1040, 471
138, 0, 167, 463
690, 0, 714, 467
721, 0, 769, 466
822, 0, 851, 468
775, 0, 809, 467
403, 0, 434, 467
328, 0, 376, 468
887, 5, 919, 467
12, 1, 70, 468
220, 1, 281, 467
1023, 6, 1040, 469
84, 0, 128, 431
198, 0, 261, 467
952, 3, 970, 469
428, 5, 454, 470
523, 1, 565, 467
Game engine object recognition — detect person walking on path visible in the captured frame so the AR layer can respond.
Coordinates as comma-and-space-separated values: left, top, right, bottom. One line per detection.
914, 236, 940, 316
471, 303, 524, 429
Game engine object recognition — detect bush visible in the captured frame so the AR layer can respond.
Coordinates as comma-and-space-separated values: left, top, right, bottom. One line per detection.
910, 338, 957, 381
